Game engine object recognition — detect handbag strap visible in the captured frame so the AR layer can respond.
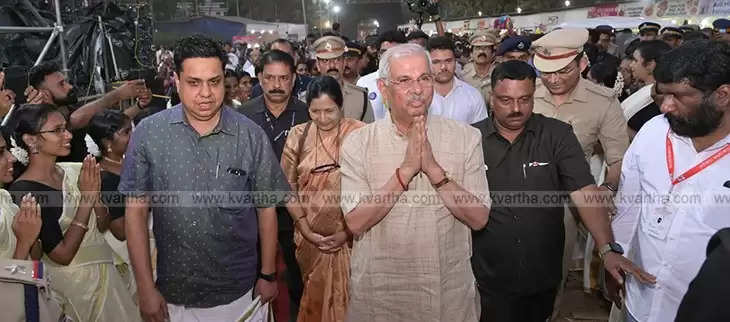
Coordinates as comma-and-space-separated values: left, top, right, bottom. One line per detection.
297, 121, 313, 160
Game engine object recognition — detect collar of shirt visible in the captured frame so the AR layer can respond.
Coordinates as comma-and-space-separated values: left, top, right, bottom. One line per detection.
482, 112, 540, 138
670, 128, 730, 153
168, 104, 237, 136
248, 96, 307, 116
437, 77, 466, 98
534, 78, 591, 107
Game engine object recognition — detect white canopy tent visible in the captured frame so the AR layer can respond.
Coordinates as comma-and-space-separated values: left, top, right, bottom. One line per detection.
556, 16, 675, 30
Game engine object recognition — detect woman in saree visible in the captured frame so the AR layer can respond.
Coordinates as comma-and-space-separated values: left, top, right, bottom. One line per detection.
281, 76, 364, 322
6, 104, 140, 322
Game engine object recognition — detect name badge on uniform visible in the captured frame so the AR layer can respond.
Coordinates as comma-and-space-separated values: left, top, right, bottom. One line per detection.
643, 196, 676, 240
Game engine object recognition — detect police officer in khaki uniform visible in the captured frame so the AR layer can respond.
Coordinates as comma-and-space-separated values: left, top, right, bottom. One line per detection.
461, 31, 498, 104
312, 36, 375, 122
531, 28, 630, 315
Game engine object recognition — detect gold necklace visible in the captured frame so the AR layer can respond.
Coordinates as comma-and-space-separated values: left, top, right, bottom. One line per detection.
103, 157, 123, 165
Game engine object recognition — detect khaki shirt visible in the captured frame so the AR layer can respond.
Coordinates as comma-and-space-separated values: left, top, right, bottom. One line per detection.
533, 78, 629, 165
460, 62, 494, 104
340, 115, 488, 322
342, 82, 375, 123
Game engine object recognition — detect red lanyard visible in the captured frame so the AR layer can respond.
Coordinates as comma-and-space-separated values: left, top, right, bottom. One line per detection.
666, 130, 730, 186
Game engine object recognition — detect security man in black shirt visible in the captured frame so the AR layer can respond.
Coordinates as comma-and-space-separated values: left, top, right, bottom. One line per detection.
471, 61, 655, 322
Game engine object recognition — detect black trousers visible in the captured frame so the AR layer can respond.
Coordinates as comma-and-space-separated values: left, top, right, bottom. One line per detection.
479, 287, 558, 322
279, 224, 303, 322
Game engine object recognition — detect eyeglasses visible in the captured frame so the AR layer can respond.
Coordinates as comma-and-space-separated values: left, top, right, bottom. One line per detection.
387, 74, 434, 90
36, 127, 70, 135
541, 66, 577, 78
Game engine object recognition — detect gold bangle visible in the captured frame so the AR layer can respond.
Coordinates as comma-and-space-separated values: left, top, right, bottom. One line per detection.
70, 221, 89, 231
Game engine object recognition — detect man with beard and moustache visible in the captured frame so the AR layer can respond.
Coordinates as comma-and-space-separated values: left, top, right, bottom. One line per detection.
340, 43, 489, 322
612, 40, 730, 322
531, 28, 630, 313
237, 49, 310, 322
24, 62, 146, 162
461, 31, 499, 104
357, 30, 407, 120
312, 36, 374, 122
427, 36, 487, 124
343, 41, 366, 85
471, 60, 653, 322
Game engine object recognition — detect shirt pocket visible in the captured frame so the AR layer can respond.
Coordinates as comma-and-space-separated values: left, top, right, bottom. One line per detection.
216, 169, 254, 213
523, 161, 558, 190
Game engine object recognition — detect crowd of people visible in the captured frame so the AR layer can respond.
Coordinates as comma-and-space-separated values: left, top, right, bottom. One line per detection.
0, 13, 729, 322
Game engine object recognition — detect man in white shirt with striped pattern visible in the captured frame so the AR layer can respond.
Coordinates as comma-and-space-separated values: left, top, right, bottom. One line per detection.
612, 40, 730, 322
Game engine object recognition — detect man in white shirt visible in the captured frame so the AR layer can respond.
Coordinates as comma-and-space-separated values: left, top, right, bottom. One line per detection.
426, 36, 488, 124
357, 30, 407, 120
613, 40, 730, 322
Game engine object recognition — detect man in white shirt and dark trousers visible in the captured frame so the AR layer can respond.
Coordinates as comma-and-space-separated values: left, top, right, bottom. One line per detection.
427, 36, 488, 124
612, 40, 730, 322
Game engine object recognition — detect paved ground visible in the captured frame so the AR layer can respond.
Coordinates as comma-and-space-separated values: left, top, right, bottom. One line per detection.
274, 249, 611, 322
555, 271, 612, 322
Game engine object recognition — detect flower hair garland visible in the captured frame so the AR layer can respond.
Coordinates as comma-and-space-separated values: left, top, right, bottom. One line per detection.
9, 137, 28, 165
85, 134, 100, 157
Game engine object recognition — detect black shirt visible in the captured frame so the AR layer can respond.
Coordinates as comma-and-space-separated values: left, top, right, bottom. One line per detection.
627, 102, 661, 133
8, 181, 64, 254
237, 96, 310, 160
675, 228, 730, 322
101, 171, 125, 221
471, 113, 595, 295
236, 96, 309, 232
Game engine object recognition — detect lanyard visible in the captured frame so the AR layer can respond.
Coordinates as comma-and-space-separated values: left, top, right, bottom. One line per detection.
666, 130, 730, 186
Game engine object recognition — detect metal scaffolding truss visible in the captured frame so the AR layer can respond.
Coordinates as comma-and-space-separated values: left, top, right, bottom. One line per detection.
0, 0, 68, 72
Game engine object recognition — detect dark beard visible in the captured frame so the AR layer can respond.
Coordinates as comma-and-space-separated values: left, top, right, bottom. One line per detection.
665, 95, 724, 137
53, 89, 78, 106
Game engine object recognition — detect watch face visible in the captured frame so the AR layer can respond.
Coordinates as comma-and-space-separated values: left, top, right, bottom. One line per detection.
611, 242, 624, 254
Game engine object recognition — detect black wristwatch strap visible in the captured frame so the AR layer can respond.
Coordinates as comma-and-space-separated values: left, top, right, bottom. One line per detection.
258, 272, 276, 282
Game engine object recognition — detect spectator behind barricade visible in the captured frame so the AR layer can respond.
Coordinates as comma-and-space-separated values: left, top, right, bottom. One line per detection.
619, 55, 638, 99
24, 62, 145, 162
242, 45, 261, 78
0, 124, 64, 321
307, 58, 320, 77
6, 104, 141, 321
296, 62, 310, 77
406, 30, 429, 48
86, 109, 131, 241
238, 71, 254, 103
223, 41, 239, 71
224, 69, 242, 108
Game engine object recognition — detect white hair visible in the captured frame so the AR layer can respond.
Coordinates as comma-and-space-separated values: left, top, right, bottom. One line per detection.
377, 43, 432, 80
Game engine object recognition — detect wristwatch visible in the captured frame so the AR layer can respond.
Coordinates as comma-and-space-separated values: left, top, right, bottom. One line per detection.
599, 242, 624, 260
258, 271, 276, 282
